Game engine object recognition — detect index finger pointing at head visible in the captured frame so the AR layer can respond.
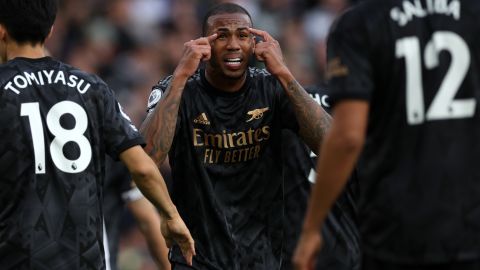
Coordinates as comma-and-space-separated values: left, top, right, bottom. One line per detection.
207, 33, 218, 42
194, 33, 217, 45
249, 28, 273, 42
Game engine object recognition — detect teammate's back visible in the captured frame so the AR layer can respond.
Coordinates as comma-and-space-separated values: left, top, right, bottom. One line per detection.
0, 56, 141, 269
326, 0, 480, 264
0, 1, 196, 269
294, 1, 480, 269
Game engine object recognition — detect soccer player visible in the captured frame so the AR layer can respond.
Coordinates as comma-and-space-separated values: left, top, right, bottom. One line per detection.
141, 2, 331, 269
294, 0, 480, 270
0, 0, 194, 269
104, 158, 170, 270
282, 86, 360, 270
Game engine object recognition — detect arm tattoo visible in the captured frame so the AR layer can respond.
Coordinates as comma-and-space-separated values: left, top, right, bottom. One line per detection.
140, 82, 184, 166
284, 80, 332, 154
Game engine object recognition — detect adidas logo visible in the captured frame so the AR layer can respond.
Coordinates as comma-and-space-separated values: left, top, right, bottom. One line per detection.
193, 113, 211, 125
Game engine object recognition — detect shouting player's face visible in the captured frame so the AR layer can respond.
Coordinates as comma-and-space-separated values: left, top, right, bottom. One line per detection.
206, 13, 254, 80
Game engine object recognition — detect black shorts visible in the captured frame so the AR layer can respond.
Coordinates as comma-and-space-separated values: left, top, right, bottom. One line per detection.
362, 254, 480, 270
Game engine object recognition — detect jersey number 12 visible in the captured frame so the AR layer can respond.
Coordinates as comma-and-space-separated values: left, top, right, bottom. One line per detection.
396, 31, 475, 125
21, 101, 92, 174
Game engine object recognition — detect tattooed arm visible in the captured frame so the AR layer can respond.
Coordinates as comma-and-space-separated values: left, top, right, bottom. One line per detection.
140, 78, 186, 166
249, 28, 331, 154
140, 33, 217, 166
281, 79, 331, 155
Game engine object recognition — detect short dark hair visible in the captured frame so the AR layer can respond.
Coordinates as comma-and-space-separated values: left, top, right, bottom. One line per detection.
0, 0, 58, 44
202, 2, 252, 36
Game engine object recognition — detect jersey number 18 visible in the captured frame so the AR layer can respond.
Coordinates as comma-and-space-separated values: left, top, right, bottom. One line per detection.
21, 101, 92, 174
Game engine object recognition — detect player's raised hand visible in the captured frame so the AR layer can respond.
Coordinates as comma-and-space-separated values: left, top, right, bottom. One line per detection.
292, 229, 323, 270
249, 28, 289, 77
174, 33, 218, 79
161, 214, 196, 265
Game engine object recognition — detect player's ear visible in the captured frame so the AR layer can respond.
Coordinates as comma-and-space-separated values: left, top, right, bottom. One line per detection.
0, 24, 7, 41
0, 24, 7, 64
46, 26, 54, 41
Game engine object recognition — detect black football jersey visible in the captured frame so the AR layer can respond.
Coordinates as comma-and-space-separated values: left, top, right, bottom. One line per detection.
147, 68, 299, 270
327, 0, 480, 263
281, 86, 360, 270
0, 57, 144, 269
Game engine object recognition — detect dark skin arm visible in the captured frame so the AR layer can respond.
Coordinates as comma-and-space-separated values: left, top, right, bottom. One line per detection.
284, 79, 332, 155
249, 28, 331, 154
140, 34, 218, 166
127, 197, 171, 270
140, 79, 185, 167
292, 100, 368, 270
119, 146, 196, 265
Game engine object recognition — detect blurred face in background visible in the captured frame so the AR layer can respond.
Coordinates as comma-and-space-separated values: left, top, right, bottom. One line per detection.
321, 0, 349, 13
205, 12, 255, 81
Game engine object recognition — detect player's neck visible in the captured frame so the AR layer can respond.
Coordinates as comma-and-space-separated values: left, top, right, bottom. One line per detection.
6, 42, 46, 61
204, 70, 247, 93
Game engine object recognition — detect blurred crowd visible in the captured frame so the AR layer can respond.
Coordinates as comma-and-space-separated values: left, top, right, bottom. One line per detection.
46, 0, 352, 269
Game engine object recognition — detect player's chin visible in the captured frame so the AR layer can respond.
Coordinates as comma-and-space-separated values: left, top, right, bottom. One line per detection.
222, 69, 247, 80
221, 64, 248, 78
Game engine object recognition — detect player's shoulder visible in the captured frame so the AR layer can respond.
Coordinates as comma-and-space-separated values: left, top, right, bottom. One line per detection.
248, 66, 279, 87
3, 57, 106, 85
153, 70, 202, 91
152, 74, 174, 93
248, 66, 271, 78
0, 61, 20, 85
57, 61, 109, 89
0, 57, 112, 98
147, 71, 202, 111
331, 0, 388, 34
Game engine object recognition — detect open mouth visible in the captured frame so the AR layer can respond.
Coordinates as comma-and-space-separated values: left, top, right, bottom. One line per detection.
224, 57, 242, 68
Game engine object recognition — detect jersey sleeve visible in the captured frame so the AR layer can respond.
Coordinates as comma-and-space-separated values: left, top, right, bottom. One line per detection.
103, 85, 145, 159
326, 7, 373, 107
145, 75, 182, 136
146, 75, 172, 113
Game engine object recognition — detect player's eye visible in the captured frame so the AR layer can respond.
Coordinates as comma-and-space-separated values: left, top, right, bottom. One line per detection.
217, 33, 227, 39
239, 33, 249, 39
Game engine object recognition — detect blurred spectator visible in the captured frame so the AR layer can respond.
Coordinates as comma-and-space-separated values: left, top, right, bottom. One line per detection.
280, 17, 317, 86
303, 0, 350, 81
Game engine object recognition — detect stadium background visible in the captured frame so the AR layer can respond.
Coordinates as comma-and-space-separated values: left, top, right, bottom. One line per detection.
46, 0, 352, 269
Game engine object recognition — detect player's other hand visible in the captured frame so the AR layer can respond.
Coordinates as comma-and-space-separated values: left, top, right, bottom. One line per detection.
292, 228, 323, 270
161, 214, 196, 265
249, 27, 289, 77
174, 34, 218, 79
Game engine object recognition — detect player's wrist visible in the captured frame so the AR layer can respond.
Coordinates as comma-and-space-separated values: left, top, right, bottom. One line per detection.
172, 70, 192, 81
275, 69, 294, 84
160, 204, 180, 220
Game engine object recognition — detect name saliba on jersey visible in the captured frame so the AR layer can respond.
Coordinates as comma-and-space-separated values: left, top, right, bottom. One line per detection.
4, 70, 91, 95
193, 126, 270, 164
391, 0, 460, 27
